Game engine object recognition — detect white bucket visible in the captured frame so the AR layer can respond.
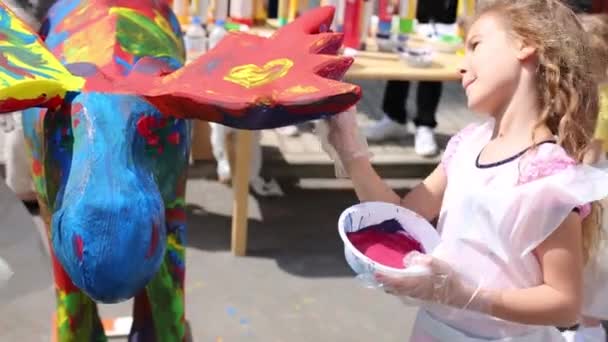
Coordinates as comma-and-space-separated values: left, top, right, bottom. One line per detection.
338, 202, 441, 279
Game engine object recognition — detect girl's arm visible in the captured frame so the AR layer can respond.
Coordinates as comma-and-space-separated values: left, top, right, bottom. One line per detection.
345, 158, 447, 222
326, 110, 447, 222
483, 212, 583, 327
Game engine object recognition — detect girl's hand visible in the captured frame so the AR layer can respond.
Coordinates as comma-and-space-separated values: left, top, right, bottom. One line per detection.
315, 107, 371, 177
375, 252, 490, 313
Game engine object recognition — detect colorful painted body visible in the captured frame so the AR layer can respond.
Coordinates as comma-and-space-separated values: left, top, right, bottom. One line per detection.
0, 1, 360, 341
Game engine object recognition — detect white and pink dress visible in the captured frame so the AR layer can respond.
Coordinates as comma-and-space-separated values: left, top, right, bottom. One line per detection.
410, 120, 608, 341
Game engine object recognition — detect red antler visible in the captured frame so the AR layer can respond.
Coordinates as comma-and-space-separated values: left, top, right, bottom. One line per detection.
134, 6, 361, 129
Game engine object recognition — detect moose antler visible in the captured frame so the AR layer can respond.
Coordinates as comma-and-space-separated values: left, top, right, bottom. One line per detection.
0, 4, 84, 113
132, 6, 361, 129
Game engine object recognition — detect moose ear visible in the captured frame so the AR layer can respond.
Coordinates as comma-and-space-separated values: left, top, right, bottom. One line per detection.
130, 6, 361, 130
0, 4, 84, 114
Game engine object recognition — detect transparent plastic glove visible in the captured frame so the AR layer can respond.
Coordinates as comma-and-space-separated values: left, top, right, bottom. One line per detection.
374, 251, 491, 314
315, 106, 371, 178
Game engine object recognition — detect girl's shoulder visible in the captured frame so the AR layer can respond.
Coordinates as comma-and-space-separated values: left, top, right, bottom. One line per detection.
517, 142, 577, 185
517, 143, 591, 218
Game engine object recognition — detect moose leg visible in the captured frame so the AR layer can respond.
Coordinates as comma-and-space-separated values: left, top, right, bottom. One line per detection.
129, 209, 187, 342
49, 247, 106, 342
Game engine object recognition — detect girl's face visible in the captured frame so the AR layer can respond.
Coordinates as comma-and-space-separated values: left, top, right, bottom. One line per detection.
460, 14, 533, 115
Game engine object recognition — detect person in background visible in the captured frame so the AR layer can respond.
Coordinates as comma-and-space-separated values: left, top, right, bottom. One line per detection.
365, 0, 458, 157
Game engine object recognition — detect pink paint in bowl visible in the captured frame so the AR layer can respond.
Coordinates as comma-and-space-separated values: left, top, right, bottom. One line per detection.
338, 202, 440, 277
346, 219, 424, 269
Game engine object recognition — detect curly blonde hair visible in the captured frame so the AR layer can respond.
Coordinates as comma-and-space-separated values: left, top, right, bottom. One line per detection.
474, 0, 602, 263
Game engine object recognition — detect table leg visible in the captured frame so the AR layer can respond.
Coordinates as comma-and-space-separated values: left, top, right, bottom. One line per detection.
231, 130, 253, 256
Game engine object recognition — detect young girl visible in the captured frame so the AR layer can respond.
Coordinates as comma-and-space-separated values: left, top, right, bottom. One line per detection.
320, 0, 608, 340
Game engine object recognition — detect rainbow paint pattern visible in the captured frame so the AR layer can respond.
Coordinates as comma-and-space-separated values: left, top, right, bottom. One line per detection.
0, 5, 84, 111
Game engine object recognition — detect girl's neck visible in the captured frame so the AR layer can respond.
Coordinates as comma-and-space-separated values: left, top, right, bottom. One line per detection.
491, 75, 552, 145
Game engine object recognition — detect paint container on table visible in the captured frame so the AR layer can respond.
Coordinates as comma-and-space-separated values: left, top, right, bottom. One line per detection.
185, 16, 207, 62
321, 0, 343, 31
230, 0, 254, 26
342, 0, 362, 49
377, 0, 393, 33
278, 0, 290, 26
288, 0, 299, 21
338, 201, 441, 286
298, 0, 310, 16
209, 19, 228, 50
253, 0, 268, 25
173, 0, 190, 26
191, 0, 210, 25
376, 0, 394, 52
225, 21, 249, 32
359, 0, 373, 50
336, 0, 347, 31
308, 0, 321, 9
398, 0, 417, 47
214, 0, 229, 22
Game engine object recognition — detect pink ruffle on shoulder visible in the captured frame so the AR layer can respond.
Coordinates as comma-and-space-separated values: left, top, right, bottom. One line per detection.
517, 144, 591, 218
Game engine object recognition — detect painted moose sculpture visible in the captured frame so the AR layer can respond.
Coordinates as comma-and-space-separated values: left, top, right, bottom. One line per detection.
0, 1, 360, 340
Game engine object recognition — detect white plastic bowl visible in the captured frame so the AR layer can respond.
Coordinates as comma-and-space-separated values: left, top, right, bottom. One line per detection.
428, 34, 462, 53
400, 46, 434, 68
338, 202, 441, 278
376, 37, 395, 52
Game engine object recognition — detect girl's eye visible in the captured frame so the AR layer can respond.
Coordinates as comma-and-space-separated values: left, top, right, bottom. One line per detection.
471, 41, 480, 50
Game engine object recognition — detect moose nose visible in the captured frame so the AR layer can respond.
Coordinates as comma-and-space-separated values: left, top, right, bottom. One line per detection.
51, 182, 165, 303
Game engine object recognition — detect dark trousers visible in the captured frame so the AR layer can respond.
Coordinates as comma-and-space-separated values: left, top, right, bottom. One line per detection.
416, 0, 458, 24
382, 80, 441, 129
380, 0, 454, 129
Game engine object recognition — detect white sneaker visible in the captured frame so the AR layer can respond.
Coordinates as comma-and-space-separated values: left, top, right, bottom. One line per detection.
250, 177, 284, 197
364, 116, 408, 142
276, 125, 299, 136
414, 126, 438, 157
563, 330, 576, 342
216, 158, 231, 184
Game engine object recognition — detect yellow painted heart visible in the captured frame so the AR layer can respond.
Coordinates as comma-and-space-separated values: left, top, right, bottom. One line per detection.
224, 58, 294, 89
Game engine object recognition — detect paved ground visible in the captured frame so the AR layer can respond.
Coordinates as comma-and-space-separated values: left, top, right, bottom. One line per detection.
0, 80, 473, 341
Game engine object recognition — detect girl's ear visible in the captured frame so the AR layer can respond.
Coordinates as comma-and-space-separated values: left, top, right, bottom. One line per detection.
516, 41, 537, 61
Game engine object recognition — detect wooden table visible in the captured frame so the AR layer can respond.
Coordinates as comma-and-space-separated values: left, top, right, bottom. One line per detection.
346, 49, 462, 82
228, 40, 463, 256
